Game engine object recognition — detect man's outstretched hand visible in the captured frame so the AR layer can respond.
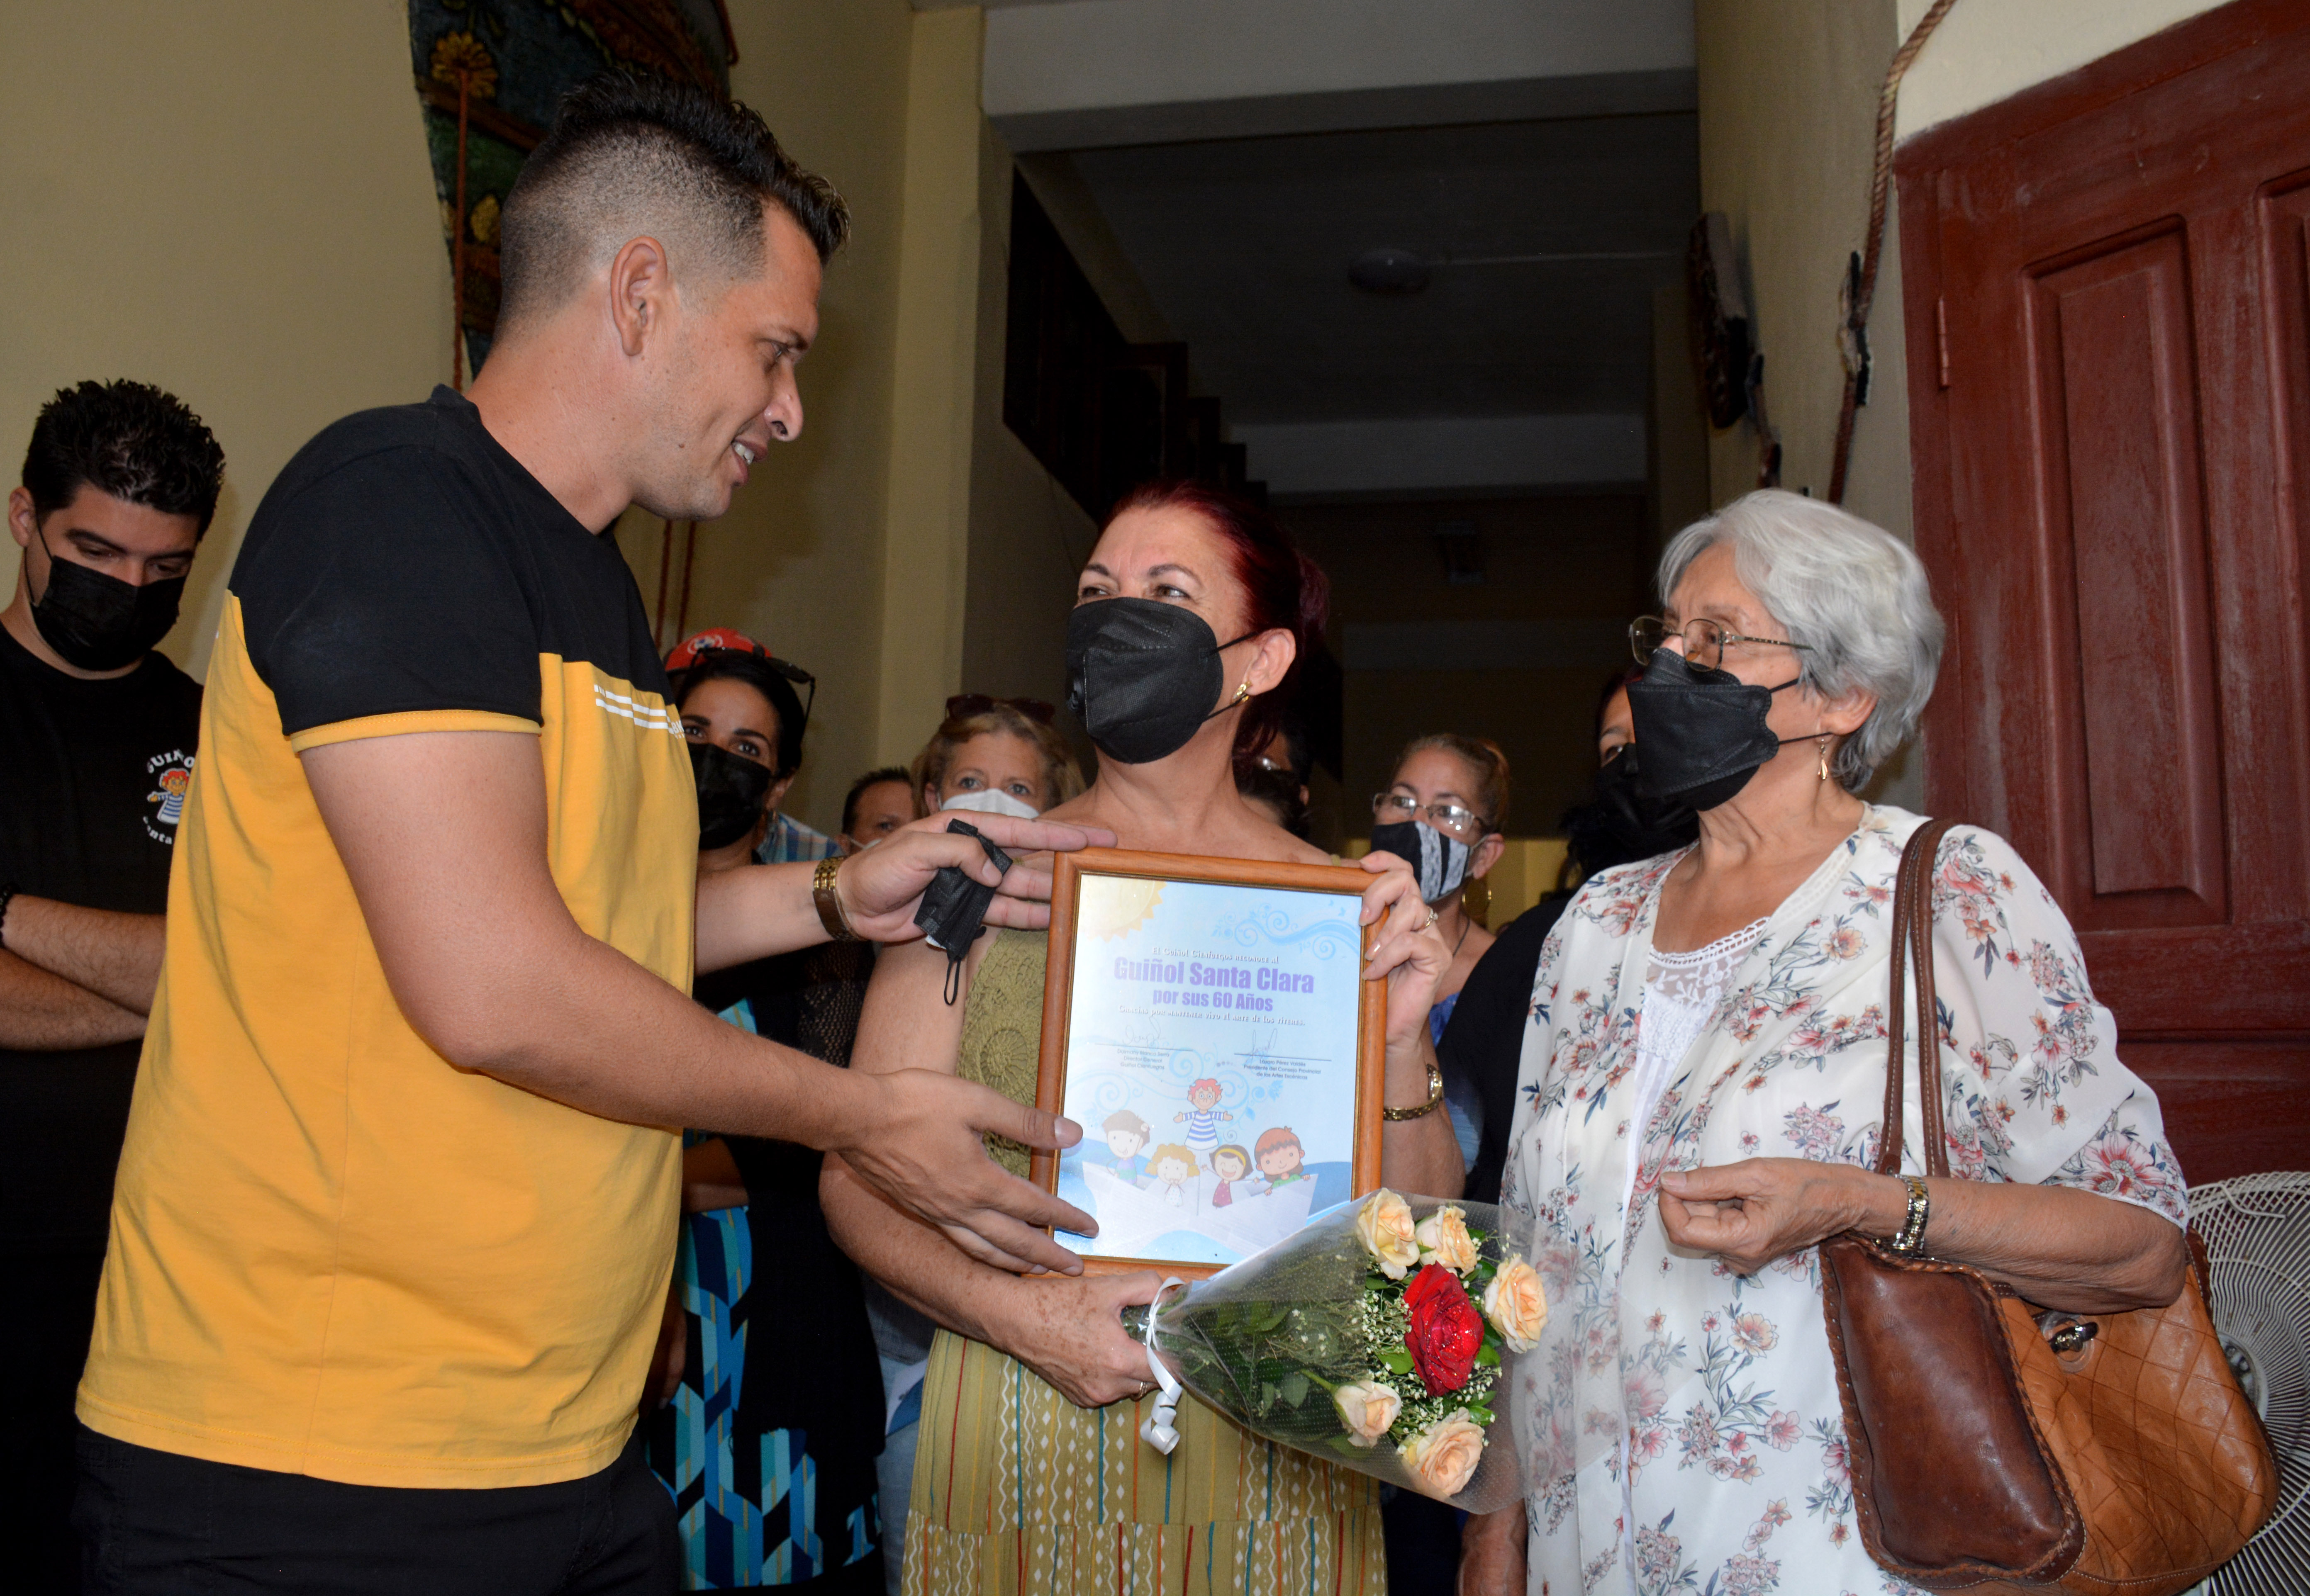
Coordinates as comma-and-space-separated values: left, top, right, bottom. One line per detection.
835, 1068, 1100, 1275
835, 815, 1115, 942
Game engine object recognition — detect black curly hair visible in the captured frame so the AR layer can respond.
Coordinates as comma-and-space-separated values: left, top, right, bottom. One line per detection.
22, 380, 227, 538
499, 71, 849, 332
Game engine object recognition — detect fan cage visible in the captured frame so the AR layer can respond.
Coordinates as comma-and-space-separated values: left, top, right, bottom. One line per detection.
2194, 1171, 2310, 1596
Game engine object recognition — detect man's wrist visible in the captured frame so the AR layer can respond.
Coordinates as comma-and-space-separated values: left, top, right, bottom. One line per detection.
806, 1064, 882, 1154
812, 855, 862, 942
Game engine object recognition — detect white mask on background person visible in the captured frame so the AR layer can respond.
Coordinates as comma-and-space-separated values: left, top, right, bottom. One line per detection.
941, 788, 1040, 822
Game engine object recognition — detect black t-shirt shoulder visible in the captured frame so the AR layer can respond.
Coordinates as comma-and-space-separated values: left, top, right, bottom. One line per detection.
231, 387, 666, 740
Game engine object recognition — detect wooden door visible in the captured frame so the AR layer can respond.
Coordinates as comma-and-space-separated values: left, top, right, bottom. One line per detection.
1897, 0, 2310, 1182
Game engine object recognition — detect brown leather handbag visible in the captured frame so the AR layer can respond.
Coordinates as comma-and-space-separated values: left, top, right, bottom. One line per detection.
1818, 818, 2276, 1594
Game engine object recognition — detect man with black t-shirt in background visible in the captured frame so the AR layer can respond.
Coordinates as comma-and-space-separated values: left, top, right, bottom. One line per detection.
0, 379, 224, 1595
73, 76, 1109, 1596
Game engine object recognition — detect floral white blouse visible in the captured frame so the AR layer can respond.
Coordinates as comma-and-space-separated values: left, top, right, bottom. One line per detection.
1499, 805, 2187, 1596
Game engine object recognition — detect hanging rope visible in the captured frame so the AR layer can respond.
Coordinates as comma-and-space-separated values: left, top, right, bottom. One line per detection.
1828, 0, 1958, 504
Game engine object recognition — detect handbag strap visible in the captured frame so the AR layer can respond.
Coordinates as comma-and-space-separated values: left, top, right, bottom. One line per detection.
1876, 817, 1959, 1179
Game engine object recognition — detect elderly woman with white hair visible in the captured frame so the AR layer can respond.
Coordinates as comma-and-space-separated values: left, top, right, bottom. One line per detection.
1461, 491, 2190, 1595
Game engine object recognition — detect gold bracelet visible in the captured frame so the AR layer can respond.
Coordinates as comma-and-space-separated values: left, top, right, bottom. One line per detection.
1382, 1055, 1445, 1121
812, 855, 862, 942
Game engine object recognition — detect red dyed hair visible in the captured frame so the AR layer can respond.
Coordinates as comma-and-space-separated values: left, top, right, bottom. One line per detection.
1104, 479, 1330, 777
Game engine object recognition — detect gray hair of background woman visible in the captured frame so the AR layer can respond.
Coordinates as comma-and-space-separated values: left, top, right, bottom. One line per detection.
1658, 489, 1945, 791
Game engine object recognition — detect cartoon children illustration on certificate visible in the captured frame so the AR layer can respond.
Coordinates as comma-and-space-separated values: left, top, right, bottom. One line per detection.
1148, 1143, 1198, 1207
1255, 1126, 1309, 1189
1103, 1109, 1152, 1185
1172, 1077, 1233, 1157
1051, 871, 1366, 1268
1209, 1144, 1257, 1207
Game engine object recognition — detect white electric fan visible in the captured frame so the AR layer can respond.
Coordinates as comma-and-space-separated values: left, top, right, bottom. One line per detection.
2196, 1171, 2310, 1594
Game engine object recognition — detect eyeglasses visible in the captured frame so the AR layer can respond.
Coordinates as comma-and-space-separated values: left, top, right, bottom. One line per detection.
1628, 616, 1813, 674
1372, 792, 1489, 843
944, 694, 1056, 726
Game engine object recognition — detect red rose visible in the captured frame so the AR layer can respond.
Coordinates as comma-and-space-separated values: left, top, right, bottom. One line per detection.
1403, 1263, 1484, 1396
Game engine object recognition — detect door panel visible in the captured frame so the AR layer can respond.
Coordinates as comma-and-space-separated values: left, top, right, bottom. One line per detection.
1898, 0, 2310, 1180
2027, 225, 2226, 923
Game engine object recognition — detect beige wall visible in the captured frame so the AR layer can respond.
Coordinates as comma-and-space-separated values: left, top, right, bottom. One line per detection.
1649, 278, 1713, 555
1694, 0, 1910, 531
1691, 0, 2233, 536
1894, 0, 2230, 137
0, 0, 976, 836
958, 124, 1103, 760
624, 0, 921, 830
1687, 0, 2224, 809
0, 0, 451, 681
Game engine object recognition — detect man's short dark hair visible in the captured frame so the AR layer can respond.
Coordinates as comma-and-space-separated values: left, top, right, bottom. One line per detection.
22, 380, 227, 538
498, 72, 849, 332
841, 766, 911, 837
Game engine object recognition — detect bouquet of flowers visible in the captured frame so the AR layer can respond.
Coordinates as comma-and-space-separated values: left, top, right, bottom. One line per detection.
1121, 1189, 1545, 1510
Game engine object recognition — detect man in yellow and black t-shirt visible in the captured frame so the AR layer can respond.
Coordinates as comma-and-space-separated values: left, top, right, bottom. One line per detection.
75, 76, 1104, 1596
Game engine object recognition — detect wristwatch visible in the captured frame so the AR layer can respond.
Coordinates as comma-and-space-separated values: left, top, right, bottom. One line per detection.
1382, 1054, 1445, 1121
1886, 1174, 1932, 1255
812, 855, 862, 942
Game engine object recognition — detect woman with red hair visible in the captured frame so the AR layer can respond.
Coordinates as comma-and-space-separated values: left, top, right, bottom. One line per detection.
826, 481, 1464, 1594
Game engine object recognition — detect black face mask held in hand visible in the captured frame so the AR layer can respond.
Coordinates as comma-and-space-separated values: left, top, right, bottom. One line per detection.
690, 741, 775, 850
1367, 820, 1474, 906
30, 527, 185, 673
914, 818, 1014, 1004
1623, 647, 1806, 812
1562, 749, 1701, 875
1065, 598, 1254, 766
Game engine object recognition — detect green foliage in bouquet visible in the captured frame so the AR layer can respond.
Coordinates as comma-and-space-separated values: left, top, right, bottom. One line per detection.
1124, 1190, 1547, 1504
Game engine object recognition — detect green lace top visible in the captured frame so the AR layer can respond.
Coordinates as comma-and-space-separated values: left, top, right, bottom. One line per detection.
955, 929, 1048, 1177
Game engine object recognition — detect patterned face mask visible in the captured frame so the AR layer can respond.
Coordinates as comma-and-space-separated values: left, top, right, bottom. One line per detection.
1367, 820, 1473, 906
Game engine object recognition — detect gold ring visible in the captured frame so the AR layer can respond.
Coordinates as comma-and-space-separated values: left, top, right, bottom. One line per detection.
1422, 906, 1439, 931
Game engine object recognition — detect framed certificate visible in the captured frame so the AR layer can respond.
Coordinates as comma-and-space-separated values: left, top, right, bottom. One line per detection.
1032, 847, 1387, 1279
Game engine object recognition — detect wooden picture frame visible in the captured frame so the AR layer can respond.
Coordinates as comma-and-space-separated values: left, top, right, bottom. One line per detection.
1031, 847, 1389, 1280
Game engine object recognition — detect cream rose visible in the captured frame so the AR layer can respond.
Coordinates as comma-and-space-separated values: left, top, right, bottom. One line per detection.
1355, 1188, 1421, 1279
1402, 1409, 1486, 1498
1482, 1258, 1549, 1353
1414, 1204, 1479, 1273
1331, 1378, 1401, 1447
